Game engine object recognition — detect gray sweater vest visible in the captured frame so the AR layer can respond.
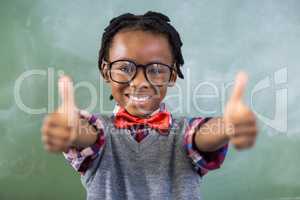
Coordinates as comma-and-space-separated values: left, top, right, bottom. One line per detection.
81, 115, 202, 200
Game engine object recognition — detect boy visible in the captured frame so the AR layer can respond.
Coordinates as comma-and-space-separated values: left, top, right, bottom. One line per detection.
41, 11, 257, 200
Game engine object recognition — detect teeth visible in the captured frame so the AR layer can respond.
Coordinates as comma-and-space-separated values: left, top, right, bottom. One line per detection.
129, 95, 150, 102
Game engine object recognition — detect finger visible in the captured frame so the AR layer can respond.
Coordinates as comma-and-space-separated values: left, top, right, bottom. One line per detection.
230, 71, 248, 103
234, 117, 257, 129
42, 135, 57, 152
58, 75, 76, 112
42, 134, 57, 149
47, 112, 71, 128
42, 134, 69, 153
41, 115, 52, 133
232, 136, 256, 150
47, 112, 79, 135
232, 125, 257, 137
46, 126, 71, 141
241, 137, 255, 149
228, 109, 256, 124
51, 137, 69, 149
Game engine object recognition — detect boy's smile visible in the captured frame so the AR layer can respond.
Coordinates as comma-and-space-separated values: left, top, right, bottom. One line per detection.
103, 30, 177, 118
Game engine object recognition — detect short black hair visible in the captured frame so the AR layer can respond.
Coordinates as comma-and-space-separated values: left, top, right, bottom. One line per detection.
98, 11, 185, 79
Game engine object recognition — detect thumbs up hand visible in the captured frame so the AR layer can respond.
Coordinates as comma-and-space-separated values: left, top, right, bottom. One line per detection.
224, 72, 258, 150
41, 75, 80, 153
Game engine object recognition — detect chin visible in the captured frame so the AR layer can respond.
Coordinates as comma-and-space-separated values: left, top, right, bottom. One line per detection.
126, 104, 157, 117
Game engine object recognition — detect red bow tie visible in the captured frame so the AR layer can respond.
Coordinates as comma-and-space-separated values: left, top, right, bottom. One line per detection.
114, 108, 171, 134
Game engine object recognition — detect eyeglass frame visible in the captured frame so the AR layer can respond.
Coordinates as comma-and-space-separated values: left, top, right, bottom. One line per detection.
102, 59, 177, 85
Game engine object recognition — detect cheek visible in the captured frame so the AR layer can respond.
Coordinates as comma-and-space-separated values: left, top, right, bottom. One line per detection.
110, 83, 127, 101
152, 85, 168, 101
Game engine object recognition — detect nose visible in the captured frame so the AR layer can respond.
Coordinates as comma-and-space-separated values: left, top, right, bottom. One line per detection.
129, 67, 150, 88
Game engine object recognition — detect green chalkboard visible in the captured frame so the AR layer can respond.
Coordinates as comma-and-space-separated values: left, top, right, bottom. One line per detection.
1, 0, 300, 199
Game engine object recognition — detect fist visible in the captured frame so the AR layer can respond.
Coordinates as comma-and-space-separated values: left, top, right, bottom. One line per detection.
41, 75, 79, 153
224, 72, 258, 150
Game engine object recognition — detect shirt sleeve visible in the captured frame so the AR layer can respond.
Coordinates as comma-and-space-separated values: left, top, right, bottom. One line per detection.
63, 110, 105, 175
184, 117, 228, 177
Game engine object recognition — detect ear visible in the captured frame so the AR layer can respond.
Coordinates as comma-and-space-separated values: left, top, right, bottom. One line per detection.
101, 62, 110, 83
168, 70, 177, 87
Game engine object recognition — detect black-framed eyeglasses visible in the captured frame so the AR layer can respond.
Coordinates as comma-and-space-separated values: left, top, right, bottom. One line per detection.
103, 59, 176, 85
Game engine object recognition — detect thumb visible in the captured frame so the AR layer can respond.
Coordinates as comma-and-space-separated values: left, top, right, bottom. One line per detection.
58, 75, 76, 111
229, 71, 248, 103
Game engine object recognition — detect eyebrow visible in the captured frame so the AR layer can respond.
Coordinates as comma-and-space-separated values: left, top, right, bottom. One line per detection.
109, 57, 172, 65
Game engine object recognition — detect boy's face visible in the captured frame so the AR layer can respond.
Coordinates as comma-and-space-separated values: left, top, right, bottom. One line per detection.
103, 30, 176, 118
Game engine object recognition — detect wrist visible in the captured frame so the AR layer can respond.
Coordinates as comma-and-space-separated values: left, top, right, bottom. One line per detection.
71, 110, 99, 148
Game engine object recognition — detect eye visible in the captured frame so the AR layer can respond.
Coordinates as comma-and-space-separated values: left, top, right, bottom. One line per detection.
148, 64, 168, 75
113, 62, 135, 74
120, 65, 131, 73
148, 68, 160, 74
